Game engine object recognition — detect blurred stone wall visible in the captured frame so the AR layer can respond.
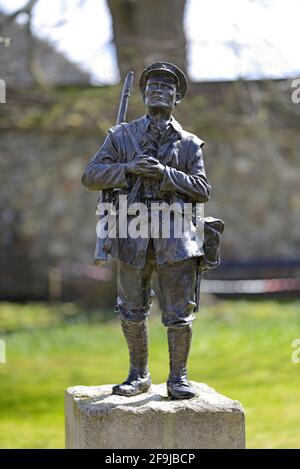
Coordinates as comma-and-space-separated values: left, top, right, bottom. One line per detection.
0, 79, 299, 301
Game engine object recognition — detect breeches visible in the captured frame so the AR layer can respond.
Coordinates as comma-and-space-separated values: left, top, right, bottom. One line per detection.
115, 240, 200, 328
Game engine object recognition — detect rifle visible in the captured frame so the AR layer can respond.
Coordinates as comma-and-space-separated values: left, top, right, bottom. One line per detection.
94, 71, 134, 265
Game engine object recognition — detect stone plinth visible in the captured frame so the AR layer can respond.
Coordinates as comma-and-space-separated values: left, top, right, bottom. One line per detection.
65, 382, 245, 449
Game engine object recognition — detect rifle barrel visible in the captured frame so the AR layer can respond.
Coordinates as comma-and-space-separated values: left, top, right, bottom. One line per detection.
116, 71, 134, 125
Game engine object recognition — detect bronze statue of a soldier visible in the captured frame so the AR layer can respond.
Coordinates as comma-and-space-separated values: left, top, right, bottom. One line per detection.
82, 62, 212, 400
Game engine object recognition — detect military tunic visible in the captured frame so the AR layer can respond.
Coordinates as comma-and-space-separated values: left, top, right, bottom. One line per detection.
82, 114, 211, 326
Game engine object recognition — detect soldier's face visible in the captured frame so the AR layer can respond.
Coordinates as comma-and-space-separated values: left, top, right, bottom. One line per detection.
144, 76, 178, 110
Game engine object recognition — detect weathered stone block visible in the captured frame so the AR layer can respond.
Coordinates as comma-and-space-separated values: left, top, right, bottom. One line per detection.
65, 382, 245, 449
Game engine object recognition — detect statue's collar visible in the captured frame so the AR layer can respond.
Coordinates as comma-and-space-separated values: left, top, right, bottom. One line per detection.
139, 114, 182, 134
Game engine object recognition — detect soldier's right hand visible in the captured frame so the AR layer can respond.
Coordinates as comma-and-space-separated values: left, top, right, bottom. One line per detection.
124, 155, 156, 176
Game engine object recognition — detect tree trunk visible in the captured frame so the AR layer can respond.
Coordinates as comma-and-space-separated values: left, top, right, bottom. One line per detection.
107, 0, 187, 79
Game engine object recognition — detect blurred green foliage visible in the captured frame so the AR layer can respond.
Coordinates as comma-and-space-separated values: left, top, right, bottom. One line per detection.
0, 299, 300, 448
0, 83, 252, 138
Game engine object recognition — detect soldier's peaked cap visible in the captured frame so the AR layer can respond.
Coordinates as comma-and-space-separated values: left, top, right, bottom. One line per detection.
139, 62, 187, 98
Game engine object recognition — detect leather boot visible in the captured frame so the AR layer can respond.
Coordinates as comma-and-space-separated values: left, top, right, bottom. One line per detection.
112, 318, 151, 396
167, 325, 196, 399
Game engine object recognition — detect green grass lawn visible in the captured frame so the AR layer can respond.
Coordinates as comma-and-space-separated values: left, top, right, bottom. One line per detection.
0, 299, 300, 448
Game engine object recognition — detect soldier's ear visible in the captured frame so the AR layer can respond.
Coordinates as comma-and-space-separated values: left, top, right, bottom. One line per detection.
175, 93, 181, 105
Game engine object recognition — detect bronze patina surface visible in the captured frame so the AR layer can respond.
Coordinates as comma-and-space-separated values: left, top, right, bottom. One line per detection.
82, 62, 212, 399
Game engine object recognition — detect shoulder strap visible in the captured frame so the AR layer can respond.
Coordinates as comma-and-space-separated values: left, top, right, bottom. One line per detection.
117, 123, 143, 205
122, 123, 143, 157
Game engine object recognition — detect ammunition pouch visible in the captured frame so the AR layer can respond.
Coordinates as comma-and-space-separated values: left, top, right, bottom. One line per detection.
201, 217, 225, 272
